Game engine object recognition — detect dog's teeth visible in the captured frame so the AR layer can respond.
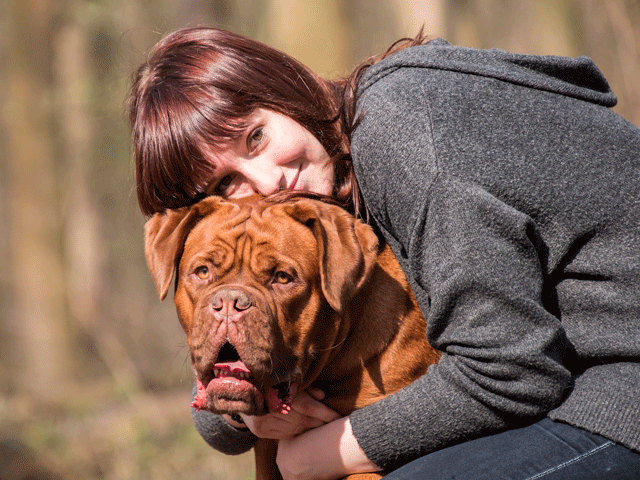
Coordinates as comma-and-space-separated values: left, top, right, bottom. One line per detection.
211, 369, 251, 380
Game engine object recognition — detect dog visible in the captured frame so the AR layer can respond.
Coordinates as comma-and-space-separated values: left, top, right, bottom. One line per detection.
144, 194, 440, 480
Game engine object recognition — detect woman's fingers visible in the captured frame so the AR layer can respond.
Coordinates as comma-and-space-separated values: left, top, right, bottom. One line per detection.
239, 390, 342, 439
240, 412, 301, 438
290, 390, 341, 423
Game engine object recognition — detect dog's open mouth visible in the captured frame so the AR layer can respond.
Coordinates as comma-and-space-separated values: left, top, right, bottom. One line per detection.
213, 342, 252, 380
192, 341, 298, 415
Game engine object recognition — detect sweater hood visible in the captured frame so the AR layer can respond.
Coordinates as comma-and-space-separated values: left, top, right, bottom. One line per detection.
361, 38, 617, 107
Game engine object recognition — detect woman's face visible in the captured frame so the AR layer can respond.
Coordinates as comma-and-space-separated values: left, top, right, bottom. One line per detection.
203, 109, 334, 199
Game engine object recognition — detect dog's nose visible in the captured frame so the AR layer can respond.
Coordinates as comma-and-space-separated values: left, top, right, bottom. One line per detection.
211, 288, 252, 313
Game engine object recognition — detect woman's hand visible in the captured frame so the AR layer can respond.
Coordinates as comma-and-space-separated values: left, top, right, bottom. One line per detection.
276, 416, 382, 480
238, 388, 341, 439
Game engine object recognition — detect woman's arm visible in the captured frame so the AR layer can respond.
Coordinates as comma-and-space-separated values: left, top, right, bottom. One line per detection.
277, 417, 381, 480
344, 66, 573, 470
191, 384, 256, 455
273, 180, 574, 478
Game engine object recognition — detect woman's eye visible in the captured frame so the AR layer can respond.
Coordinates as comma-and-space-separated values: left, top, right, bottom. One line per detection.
248, 127, 264, 151
273, 271, 293, 284
214, 175, 234, 194
195, 266, 210, 279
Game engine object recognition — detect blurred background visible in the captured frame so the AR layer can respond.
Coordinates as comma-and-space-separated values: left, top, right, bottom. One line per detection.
1, 1, 639, 479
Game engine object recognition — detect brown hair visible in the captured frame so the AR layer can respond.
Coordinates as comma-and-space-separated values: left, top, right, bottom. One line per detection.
128, 27, 427, 218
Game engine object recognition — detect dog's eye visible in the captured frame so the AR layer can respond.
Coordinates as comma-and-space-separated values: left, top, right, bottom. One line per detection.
273, 271, 293, 284
195, 266, 210, 279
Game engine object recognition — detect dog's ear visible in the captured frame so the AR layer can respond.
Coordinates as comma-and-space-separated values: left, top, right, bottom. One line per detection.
144, 197, 223, 300
283, 200, 379, 312
144, 206, 199, 300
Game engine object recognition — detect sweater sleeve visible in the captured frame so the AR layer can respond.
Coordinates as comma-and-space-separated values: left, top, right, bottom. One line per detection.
191, 383, 256, 455
349, 180, 573, 469
349, 70, 573, 470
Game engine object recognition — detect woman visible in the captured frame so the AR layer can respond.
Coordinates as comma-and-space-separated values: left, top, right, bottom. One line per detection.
128, 27, 640, 479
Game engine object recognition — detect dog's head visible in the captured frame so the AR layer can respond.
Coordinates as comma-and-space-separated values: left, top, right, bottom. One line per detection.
144, 195, 379, 415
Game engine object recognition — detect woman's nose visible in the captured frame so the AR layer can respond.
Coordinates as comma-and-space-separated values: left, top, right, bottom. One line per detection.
242, 160, 286, 196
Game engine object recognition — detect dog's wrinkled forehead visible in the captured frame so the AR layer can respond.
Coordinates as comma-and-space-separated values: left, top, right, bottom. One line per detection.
188, 201, 278, 241
181, 200, 315, 263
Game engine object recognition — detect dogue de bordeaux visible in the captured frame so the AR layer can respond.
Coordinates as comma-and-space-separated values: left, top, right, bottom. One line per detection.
144, 194, 440, 480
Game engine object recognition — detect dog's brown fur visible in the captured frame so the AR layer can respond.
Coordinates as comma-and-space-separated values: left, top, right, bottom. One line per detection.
144, 195, 439, 480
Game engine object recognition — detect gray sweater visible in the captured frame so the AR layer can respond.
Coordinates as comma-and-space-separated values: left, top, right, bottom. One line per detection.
193, 39, 640, 470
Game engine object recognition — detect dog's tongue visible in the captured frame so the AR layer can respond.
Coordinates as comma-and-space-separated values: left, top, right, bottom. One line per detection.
266, 382, 298, 414
214, 360, 250, 376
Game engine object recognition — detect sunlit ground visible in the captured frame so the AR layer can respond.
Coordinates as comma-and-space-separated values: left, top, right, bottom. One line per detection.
0, 382, 255, 480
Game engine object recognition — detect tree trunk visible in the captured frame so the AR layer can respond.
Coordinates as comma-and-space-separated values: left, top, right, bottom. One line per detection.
5, 0, 72, 398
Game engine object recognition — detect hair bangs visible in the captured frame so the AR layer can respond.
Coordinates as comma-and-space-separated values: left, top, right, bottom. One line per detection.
130, 27, 351, 216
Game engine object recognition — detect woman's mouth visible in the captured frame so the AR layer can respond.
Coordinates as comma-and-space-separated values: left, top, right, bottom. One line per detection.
288, 164, 302, 191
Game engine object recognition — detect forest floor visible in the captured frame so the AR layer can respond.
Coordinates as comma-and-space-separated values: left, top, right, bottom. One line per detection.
0, 380, 255, 480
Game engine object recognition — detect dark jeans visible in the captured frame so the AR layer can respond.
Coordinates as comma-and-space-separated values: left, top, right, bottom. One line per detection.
384, 418, 640, 479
